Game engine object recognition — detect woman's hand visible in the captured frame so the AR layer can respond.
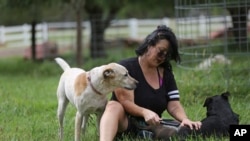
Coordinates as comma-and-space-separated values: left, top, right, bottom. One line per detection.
180, 118, 202, 130
142, 109, 161, 125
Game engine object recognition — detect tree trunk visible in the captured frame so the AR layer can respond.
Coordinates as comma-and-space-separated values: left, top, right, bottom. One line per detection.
89, 14, 106, 58
227, 7, 248, 49
76, 9, 83, 67
31, 20, 36, 61
84, 1, 122, 59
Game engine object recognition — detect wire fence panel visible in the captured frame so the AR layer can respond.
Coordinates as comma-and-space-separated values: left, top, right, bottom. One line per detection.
175, 0, 250, 89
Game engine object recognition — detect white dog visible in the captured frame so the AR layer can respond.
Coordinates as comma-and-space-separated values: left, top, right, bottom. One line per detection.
55, 57, 138, 141
197, 54, 231, 70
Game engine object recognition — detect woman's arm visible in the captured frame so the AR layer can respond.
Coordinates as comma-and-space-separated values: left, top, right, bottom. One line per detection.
115, 88, 161, 125
167, 100, 201, 130
114, 88, 140, 115
167, 100, 188, 122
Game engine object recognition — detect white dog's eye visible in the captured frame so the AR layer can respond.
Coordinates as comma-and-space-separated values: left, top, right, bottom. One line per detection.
124, 73, 128, 77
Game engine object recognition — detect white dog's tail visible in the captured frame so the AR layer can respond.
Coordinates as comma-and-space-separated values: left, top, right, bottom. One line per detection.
55, 57, 70, 71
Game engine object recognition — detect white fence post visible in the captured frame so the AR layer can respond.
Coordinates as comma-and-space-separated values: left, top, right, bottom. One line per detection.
22, 24, 30, 44
199, 15, 206, 36
129, 18, 138, 38
0, 26, 5, 44
162, 18, 169, 26
42, 22, 48, 42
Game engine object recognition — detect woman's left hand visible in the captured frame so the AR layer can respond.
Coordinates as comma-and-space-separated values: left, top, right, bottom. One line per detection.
180, 118, 202, 130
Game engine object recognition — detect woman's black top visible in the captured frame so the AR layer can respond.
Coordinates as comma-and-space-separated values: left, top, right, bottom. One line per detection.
111, 57, 180, 117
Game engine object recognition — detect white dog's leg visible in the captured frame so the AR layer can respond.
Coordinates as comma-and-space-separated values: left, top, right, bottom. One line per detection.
57, 96, 69, 141
75, 111, 83, 141
81, 115, 89, 135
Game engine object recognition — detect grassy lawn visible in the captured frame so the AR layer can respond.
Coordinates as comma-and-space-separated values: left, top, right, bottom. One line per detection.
0, 46, 249, 141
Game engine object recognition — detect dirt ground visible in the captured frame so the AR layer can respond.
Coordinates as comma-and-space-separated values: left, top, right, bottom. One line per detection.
0, 45, 72, 59
0, 47, 26, 58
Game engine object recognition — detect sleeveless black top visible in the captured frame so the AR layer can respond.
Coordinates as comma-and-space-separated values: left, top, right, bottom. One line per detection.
111, 57, 180, 117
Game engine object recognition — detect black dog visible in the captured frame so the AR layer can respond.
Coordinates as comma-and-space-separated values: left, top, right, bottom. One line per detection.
177, 91, 239, 140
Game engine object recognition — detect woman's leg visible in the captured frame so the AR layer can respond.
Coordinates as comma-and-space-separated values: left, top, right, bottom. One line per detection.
99, 101, 128, 141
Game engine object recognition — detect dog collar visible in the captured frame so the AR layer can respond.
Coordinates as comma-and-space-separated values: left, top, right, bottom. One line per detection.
87, 76, 103, 96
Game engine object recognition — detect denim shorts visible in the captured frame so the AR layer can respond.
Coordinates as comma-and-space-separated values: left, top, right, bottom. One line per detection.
115, 116, 180, 140
115, 116, 153, 140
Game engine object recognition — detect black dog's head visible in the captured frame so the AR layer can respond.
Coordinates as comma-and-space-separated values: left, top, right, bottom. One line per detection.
203, 91, 239, 124
203, 91, 230, 115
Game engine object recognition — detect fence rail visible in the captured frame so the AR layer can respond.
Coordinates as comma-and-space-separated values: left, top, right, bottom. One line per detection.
0, 16, 248, 47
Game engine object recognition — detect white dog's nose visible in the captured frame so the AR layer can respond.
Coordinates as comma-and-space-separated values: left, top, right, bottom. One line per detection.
124, 78, 138, 90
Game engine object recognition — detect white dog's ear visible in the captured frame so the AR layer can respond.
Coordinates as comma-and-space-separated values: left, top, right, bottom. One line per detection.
103, 69, 115, 78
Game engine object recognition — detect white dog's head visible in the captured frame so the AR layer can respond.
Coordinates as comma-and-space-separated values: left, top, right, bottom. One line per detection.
89, 63, 138, 93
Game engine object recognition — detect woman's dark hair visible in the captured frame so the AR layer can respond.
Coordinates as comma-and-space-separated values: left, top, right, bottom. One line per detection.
135, 25, 181, 70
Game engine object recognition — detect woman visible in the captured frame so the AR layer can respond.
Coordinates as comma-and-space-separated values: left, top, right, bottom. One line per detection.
99, 25, 201, 141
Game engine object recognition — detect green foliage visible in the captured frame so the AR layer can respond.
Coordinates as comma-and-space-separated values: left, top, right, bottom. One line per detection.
117, 0, 174, 18
0, 58, 61, 76
0, 0, 65, 25
0, 0, 175, 25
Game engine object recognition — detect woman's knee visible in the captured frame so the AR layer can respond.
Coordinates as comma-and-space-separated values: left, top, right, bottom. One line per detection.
104, 101, 126, 121
105, 101, 124, 114
104, 101, 128, 132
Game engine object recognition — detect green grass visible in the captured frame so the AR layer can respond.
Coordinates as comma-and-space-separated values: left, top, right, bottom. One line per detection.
0, 47, 249, 141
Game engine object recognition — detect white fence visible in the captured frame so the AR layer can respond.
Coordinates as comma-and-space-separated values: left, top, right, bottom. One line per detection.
0, 22, 88, 47
0, 23, 48, 44
0, 18, 170, 48
0, 16, 244, 47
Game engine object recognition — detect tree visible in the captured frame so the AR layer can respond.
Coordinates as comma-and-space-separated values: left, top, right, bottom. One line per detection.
84, 0, 173, 59
84, 0, 125, 58
0, 0, 59, 61
67, 0, 85, 66
0, 0, 175, 63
